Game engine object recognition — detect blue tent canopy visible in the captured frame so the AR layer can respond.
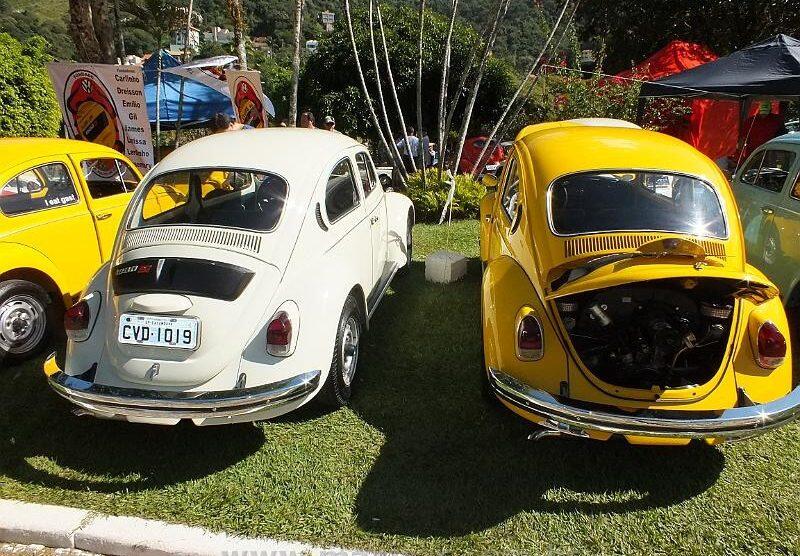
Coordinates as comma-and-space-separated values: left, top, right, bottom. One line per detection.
143, 50, 234, 130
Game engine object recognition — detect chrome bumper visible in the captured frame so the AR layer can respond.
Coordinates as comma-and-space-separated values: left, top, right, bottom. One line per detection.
45, 354, 321, 421
488, 368, 800, 441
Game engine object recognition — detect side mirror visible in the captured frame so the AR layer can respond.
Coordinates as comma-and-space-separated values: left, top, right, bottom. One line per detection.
482, 173, 499, 189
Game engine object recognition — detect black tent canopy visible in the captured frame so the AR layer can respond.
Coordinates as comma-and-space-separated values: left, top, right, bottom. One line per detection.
640, 34, 800, 99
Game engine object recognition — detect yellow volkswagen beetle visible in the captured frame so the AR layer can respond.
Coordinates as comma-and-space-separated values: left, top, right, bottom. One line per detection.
480, 120, 800, 445
0, 138, 141, 362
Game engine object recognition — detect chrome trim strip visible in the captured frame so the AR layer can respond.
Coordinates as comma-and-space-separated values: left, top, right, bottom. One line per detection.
488, 368, 800, 440
47, 364, 321, 420
367, 262, 399, 320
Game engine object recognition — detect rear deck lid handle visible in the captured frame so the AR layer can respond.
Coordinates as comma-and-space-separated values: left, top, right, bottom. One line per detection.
127, 293, 193, 314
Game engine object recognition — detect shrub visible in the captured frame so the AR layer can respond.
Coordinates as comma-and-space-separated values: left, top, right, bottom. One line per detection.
0, 33, 61, 138
406, 169, 485, 222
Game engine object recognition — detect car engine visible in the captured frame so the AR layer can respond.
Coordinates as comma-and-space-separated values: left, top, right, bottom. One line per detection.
557, 279, 734, 389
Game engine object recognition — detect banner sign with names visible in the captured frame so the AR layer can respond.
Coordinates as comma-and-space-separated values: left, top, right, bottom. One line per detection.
48, 63, 154, 173
226, 70, 268, 128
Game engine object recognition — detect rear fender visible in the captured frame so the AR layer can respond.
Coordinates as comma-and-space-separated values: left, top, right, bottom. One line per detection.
483, 255, 568, 395
0, 242, 68, 304
385, 191, 414, 268
64, 262, 111, 376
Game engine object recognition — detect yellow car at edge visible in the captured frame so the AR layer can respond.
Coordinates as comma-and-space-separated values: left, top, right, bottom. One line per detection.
0, 138, 141, 362
480, 119, 800, 445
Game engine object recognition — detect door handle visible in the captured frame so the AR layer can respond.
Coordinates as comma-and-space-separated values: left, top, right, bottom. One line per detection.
96, 212, 112, 221
370, 215, 379, 225
761, 206, 774, 215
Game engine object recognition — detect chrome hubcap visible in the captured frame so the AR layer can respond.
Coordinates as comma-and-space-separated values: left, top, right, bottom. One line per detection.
0, 295, 46, 354
341, 317, 360, 387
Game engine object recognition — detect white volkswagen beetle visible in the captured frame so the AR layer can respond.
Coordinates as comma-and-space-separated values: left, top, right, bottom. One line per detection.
43, 129, 414, 425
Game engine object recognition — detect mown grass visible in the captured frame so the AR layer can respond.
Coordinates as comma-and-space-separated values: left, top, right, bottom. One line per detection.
1, 219, 800, 555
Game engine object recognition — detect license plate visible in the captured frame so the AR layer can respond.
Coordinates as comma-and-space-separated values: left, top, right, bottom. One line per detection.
118, 313, 199, 349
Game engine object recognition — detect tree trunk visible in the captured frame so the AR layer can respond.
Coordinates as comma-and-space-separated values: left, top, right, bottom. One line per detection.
469, 0, 574, 176
450, 0, 510, 175
182, 0, 194, 62
344, 0, 398, 181
416, 0, 426, 187
227, 0, 247, 70
368, 0, 408, 181
437, 0, 458, 179
376, 3, 414, 174
112, 0, 125, 60
68, 0, 102, 62
89, 0, 116, 63
288, 0, 303, 126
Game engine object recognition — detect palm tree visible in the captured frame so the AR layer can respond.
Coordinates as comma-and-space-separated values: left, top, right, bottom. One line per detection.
416, 0, 426, 186
450, 0, 510, 175
437, 0, 458, 177
227, 0, 247, 69
343, 0, 401, 184
288, 0, 303, 126
368, 0, 408, 180
376, 3, 415, 174
68, 0, 115, 63
469, 0, 575, 175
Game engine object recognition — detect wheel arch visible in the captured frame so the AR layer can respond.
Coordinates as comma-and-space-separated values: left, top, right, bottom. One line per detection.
0, 267, 65, 309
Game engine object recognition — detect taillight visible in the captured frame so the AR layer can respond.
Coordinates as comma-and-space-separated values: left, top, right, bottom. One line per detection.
64, 300, 91, 341
517, 314, 543, 361
756, 321, 786, 369
267, 311, 292, 356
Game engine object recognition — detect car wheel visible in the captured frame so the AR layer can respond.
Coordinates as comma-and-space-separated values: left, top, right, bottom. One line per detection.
0, 279, 53, 364
319, 295, 362, 407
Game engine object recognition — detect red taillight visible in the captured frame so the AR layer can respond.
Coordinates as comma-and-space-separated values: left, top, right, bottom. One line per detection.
756, 321, 786, 369
517, 314, 543, 361
266, 312, 292, 356
64, 300, 90, 341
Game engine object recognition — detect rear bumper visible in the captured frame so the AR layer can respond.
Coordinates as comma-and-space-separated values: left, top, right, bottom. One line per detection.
488, 368, 800, 441
44, 353, 321, 422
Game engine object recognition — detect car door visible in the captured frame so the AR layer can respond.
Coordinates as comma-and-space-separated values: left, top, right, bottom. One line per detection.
490, 154, 522, 261
354, 151, 388, 289
765, 147, 800, 296
0, 156, 101, 297
322, 156, 372, 293
733, 147, 798, 291
71, 155, 140, 260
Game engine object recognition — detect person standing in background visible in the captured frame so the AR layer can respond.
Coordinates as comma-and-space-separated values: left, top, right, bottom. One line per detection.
420, 129, 431, 168
396, 125, 419, 173
300, 111, 316, 129
323, 116, 338, 132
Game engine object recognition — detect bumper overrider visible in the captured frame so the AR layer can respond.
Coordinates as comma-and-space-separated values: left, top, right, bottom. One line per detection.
488, 368, 800, 441
44, 353, 321, 421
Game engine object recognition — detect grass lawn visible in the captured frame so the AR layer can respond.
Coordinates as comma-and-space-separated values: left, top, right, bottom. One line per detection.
1, 219, 799, 555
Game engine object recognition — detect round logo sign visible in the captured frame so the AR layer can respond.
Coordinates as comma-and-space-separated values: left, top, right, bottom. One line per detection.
63, 70, 125, 153
233, 77, 265, 128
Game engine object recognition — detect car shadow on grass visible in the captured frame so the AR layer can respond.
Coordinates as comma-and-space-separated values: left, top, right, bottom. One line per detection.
0, 356, 264, 493
352, 260, 725, 538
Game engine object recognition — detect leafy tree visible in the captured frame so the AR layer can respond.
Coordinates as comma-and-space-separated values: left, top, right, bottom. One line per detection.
0, 33, 61, 138
0, 0, 75, 60
580, 0, 800, 72
302, 3, 516, 156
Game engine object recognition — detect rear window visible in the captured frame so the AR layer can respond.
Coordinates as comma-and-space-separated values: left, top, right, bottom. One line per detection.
130, 169, 288, 232
550, 171, 727, 238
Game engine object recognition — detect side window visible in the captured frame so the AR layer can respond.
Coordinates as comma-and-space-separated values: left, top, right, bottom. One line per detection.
0, 162, 79, 216
81, 158, 137, 199
790, 170, 800, 201
355, 152, 376, 196
325, 158, 360, 223
740, 149, 796, 193
500, 158, 520, 222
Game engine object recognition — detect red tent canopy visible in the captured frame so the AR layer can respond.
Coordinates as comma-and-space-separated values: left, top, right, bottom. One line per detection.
618, 40, 741, 161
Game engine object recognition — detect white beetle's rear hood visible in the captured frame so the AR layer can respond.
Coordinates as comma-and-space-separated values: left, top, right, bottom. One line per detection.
100, 244, 281, 388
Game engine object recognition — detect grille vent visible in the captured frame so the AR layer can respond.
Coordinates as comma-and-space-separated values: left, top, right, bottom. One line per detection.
123, 226, 262, 254
563, 234, 726, 258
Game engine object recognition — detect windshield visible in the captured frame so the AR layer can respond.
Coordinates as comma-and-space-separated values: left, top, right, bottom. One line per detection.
130, 169, 288, 232
549, 171, 727, 238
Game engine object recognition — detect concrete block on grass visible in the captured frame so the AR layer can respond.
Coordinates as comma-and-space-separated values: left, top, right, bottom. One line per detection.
425, 250, 468, 284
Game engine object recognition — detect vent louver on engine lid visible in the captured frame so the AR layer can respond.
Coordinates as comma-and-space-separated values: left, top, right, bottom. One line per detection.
563, 234, 726, 259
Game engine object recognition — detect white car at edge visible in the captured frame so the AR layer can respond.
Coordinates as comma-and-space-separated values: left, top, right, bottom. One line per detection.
43, 128, 414, 425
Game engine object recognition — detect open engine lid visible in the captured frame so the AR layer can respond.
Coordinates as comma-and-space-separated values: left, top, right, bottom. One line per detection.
545, 259, 779, 303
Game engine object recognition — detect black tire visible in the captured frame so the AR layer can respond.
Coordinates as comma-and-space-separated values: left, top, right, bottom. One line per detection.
0, 279, 54, 364
319, 295, 363, 407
